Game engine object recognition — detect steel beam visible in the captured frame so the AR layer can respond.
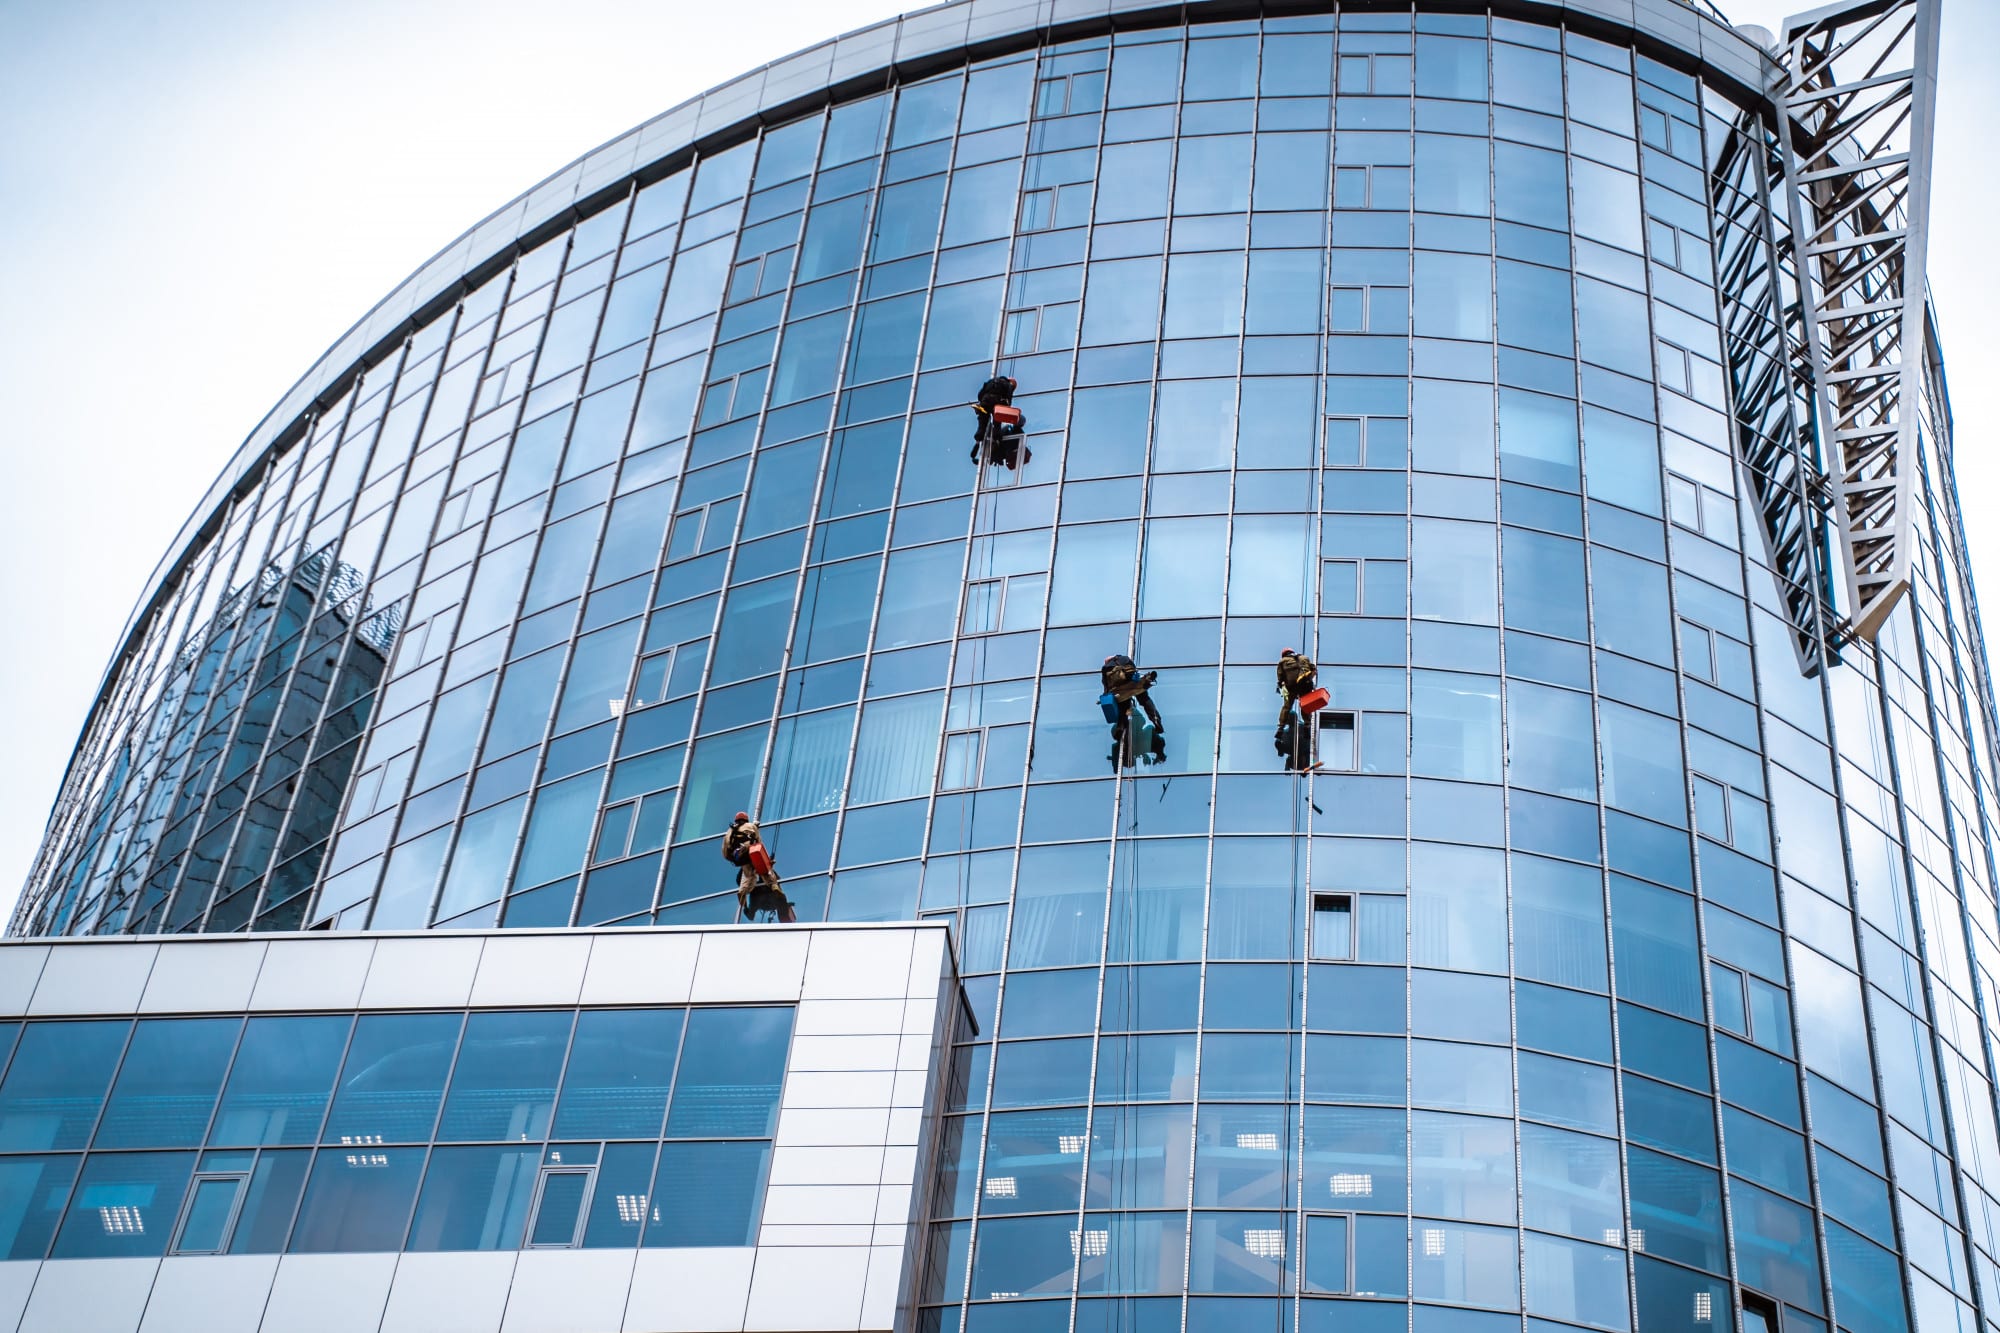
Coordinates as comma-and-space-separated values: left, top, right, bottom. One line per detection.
1774, 0, 1942, 642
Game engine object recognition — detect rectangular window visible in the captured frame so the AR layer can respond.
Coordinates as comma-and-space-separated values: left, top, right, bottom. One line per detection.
1332, 164, 1411, 211
1036, 70, 1106, 118
1339, 53, 1412, 95
665, 498, 739, 562
1667, 472, 1702, 530
1680, 619, 1715, 681
528, 1164, 595, 1247
1323, 417, 1409, 468
960, 573, 1047, 636
1319, 712, 1359, 772
172, 1172, 249, 1254
941, 730, 982, 791
1312, 895, 1355, 961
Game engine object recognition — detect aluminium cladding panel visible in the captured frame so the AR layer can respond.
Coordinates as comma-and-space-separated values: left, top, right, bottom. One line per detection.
0, 923, 959, 1333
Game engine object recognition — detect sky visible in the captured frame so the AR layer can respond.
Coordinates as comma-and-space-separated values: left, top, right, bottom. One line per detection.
0, 0, 1991, 927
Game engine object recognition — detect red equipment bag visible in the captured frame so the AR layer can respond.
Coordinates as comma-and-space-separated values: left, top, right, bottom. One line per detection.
991, 404, 1024, 428
747, 843, 773, 877
1297, 687, 1330, 717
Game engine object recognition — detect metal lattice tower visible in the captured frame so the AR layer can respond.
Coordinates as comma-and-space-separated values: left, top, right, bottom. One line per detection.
1774, 0, 1942, 643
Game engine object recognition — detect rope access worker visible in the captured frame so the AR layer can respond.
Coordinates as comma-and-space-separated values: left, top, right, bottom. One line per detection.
1274, 648, 1320, 772
1100, 653, 1166, 764
1276, 648, 1319, 727
721, 812, 795, 924
970, 374, 1030, 470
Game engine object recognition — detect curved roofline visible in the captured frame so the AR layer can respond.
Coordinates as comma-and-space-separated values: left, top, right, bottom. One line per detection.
84, 0, 1775, 758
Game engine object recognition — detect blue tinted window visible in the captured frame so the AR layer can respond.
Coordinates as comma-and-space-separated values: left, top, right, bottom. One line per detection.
1715, 1034, 1802, 1128
0, 1154, 80, 1259
554, 1009, 685, 1140
1308, 965, 1404, 1033
213, 1016, 350, 1147
1194, 1104, 1292, 1208
406, 1145, 538, 1250
1306, 1036, 1405, 1105
667, 1007, 792, 1136
435, 1010, 572, 1143
1625, 1146, 1725, 1275
1093, 1034, 1196, 1103
52, 1150, 195, 1258
0, 1020, 129, 1151
1730, 1179, 1823, 1309
95, 1017, 239, 1149
1089, 1103, 1193, 1210
582, 1141, 660, 1247
1622, 1073, 1716, 1163
1200, 1034, 1297, 1100
1412, 1110, 1515, 1223
1616, 1005, 1708, 1092
647, 1141, 771, 1246
984, 1108, 1086, 1213
992, 1038, 1093, 1108
1517, 1052, 1616, 1136
1521, 1123, 1621, 1240
228, 1148, 311, 1253
288, 1145, 425, 1252
323, 1012, 463, 1144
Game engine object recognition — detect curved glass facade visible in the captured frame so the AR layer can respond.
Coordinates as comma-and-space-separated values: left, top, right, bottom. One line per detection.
17, 7, 2000, 1333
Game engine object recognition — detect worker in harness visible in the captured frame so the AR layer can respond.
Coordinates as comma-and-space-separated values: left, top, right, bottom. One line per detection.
970, 374, 1030, 470
1099, 653, 1166, 767
1276, 648, 1319, 727
721, 812, 795, 923
1274, 648, 1324, 773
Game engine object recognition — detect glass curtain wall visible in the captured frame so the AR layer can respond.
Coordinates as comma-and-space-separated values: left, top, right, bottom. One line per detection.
17, 10, 2000, 1333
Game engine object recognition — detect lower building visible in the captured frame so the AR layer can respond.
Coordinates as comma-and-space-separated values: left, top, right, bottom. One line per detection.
0, 923, 960, 1332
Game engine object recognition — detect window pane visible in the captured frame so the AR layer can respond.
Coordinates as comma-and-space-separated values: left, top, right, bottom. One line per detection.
287, 1146, 425, 1252
52, 1150, 196, 1258
437, 1011, 573, 1142
1303, 1214, 1350, 1294
406, 1145, 539, 1250
667, 1008, 793, 1137
92, 1017, 239, 1149
213, 1015, 351, 1146
323, 1012, 464, 1145
1520, 1123, 1622, 1240
0, 1154, 80, 1259
1410, 672, 1501, 783
646, 1141, 771, 1245
532, 1169, 593, 1246
582, 1141, 660, 1247
554, 1009, 686, 1140
0, 1020, 129, 1151
228, 1148, 311, 1253
176, 1175, 242, 1253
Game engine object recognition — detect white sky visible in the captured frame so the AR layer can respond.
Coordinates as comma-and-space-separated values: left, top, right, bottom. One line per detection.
0, 0, 1992, 927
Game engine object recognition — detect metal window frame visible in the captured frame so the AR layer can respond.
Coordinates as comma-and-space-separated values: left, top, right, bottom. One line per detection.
525, 1163, 599, 1249
169, 1169, 252, 1256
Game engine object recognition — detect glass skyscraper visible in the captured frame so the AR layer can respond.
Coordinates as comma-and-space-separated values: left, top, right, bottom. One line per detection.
11, 3, 1987, 1333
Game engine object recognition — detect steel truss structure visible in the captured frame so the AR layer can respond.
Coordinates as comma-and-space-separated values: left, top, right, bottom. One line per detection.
1774, 0, 1942, 643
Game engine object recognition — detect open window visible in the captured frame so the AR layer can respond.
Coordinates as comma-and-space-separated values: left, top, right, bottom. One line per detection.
527, 1148, 599, 1248
1739, 1293, 1778, 1333
1311, 894, 1354, 962
1318, 711, 1359, 772
171, 1170, 251, 1254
